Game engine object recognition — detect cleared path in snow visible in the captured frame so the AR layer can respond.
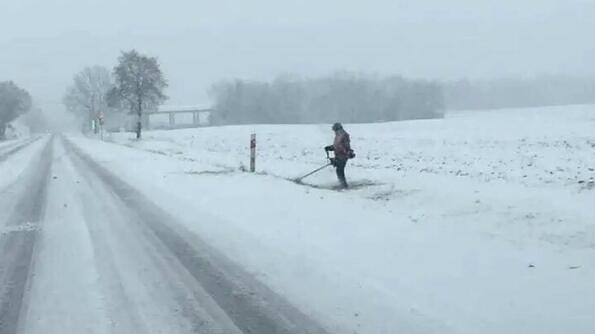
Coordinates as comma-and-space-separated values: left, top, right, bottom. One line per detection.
0, 136, 329, 334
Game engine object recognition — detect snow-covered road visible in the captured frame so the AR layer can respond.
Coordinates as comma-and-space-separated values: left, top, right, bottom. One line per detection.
0, 136, 328, 334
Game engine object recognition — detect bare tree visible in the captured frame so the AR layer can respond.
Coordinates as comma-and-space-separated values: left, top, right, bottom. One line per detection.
0, 81, 32, 140
63, 66, 114, 132
109, 50, 167, 139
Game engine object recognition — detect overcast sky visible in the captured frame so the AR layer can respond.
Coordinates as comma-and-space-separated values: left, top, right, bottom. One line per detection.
1, 0, 594, 114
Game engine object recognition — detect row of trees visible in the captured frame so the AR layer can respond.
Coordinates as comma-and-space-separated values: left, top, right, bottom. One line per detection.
0, 81, 32, 140
211, 73, 595, 125
66, 56, 595, 132
444, 75, 595, 110
63, 50, 168, 139
209, 73, 444, 125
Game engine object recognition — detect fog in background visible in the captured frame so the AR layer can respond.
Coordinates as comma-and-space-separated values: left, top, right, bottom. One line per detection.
1, 0, 594, 127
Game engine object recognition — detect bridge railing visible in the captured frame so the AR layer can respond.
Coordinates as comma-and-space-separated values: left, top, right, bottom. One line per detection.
146, 109, 214, 129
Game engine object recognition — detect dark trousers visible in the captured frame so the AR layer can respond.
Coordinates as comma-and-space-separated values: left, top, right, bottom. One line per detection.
335, 158, 348, 188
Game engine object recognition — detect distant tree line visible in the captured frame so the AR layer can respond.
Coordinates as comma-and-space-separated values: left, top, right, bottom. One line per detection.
209, 73, 444, 125
444, 75, 595, 110
63, 57, 595, 132
20, 107, 48, 134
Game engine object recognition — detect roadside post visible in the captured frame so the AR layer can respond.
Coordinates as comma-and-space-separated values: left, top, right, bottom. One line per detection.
98, 112, 105, 141
250, 133, 256, 172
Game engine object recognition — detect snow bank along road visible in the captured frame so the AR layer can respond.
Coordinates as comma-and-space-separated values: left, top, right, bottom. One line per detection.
0, 135, 329, 334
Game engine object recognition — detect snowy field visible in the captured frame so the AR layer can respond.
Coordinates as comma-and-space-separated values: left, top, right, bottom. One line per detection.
70, 104, 595, 334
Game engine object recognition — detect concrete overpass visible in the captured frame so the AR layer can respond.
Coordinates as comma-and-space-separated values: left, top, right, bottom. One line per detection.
146, 106, 214, 130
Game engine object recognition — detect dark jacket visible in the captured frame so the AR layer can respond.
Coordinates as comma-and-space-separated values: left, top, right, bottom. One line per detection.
333, 129, 351, 160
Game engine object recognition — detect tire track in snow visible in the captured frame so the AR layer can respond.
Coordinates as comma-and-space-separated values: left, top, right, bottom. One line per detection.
63, 136, 330, 334
0, 137, 53, 334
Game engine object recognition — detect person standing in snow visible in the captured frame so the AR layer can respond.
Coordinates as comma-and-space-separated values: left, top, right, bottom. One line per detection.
325, 122, 354, 188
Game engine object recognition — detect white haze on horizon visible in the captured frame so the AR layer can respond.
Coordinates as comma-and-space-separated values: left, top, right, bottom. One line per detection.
1, 0, 594, 125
